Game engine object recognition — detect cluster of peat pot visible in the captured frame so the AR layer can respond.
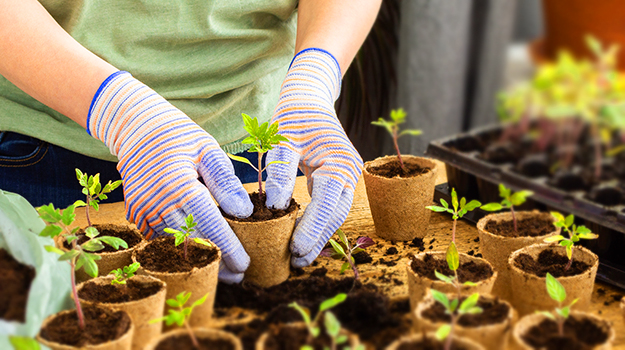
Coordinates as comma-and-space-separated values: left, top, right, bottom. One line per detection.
426, 123, 625, 289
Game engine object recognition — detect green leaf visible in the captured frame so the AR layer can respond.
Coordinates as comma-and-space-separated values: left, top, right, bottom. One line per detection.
193, 238, 212, 247
498, 184, 511, 199
81, 239, 105, 252
451, 188, 459, 212
558, 306, 571, 319
449, 298, 459, 313
191, 293, 209, 308
551, 212, 565, 224
85, 226, 99, 238
399, 129, 422, 136
75, 168, 84, 182
480, 203, 503, 212
39, 224, 62, 238
510, 190, 533, 206
446, 242, 459, 271
564, 214, 575, 228
337, 229, 349, 249
79, 253, 99, 278
463, 281, 478, 286
329, 239, 346, 257
266, 160, 289, 166
546, 273, 567, 303
544, 235, 565, 243
227, 154, 257, 169
459, 293, 480, 313
462, 200, 482, 213
565, 244, 573, 260
289, 302, 312, 326
61, 205, 76, 226
98, 236, 128, 250
340, 262, 350, 274
164, 228, 181, 235
426, 206, 447, 213
324, 311, 342, 337
576, 226, 592, 235
440, 199, 449, 209
59, 250, 81, 261
430, 289, 450, 310
536, 311, 556, 320
174, 234, 186, 247
578, 232, 598, 240
37, 204, 62, 223
435, 325, 451, 341
319, 293, 347, 312
336, 335, 348, 345
177, 292, 192, 306
434, 270, 454, 284
166, 298, 181, 308
9, 336, 41, 350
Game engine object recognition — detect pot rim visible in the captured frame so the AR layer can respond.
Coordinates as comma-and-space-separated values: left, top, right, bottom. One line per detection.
76, 274, 166, 307
513, 310, 615, 349
55, 223, 144, 257
507, 243, 599, 281
385, 332, 485, 350
407, 251, 498, 287
144, 327, 242, 350
131, 237, 221, 277
223, 203, 299, 226
36, 305, 134, 349
476, 211, 561, 241
362, 155, 439, 181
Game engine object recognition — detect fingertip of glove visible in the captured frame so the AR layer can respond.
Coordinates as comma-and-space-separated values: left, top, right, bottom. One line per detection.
220, 191, 253, 218
265, 188, 291, 210
218, 270, 245, 284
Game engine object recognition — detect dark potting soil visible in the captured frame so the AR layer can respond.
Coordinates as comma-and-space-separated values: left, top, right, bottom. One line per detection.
353, 251, 373, 264
396, 336, 471, 350
39, 306, 131, 347
216, 276, 410, 350
521, 315, 611, 350
155, 334, 235, 350
410, 253, 494, 283
264, 325, 334, 350
78, 278, 162, 303
483, 216, 554, 238
222, 192, 299, 222
421, 296, 509, 327
513, 249, 592, 278
0, 249, 35, 322
367, 158, 430, 178
136, 236, 219, 273
64, 224, 142, 253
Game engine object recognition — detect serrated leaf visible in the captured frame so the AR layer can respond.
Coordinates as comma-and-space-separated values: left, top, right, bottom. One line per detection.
551, 212, 565, 224
59, 250, 81, 261
37, 204, 62, 223
79, 253, 99, 277
85, 226, 99, 238
39, 225, 62, 238
98, 236, 128, 250
61, 205, 76, 226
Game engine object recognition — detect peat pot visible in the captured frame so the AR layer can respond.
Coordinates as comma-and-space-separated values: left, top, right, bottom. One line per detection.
385, 333, 485, 350
145, 328, 242, 350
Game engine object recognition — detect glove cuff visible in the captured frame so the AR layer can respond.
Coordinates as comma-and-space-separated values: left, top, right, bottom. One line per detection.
287, 48, 342, 103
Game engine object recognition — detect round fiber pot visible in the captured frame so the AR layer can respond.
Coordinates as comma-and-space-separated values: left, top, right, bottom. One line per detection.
36, 305, 134, 350
224, 205, 298, 288
132, 237, 220, 328
476, 211, 559, 301
385, 333, 485, 350
512, 311, 615, 350
508, 243, 599, 316
415, 293, 515, 350
76, 275, 166, 350
407, 251, 497, 313
55, 224, 145, 283
256, 322, 359, 350
363, 155, 438, 241
145, 328, 242, 350
621, 297, 625, 325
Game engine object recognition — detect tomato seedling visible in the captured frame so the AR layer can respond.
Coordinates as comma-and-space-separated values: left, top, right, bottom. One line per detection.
536, 273, 578, 336
320, 229, 375, 280
110, 262, 140, 285
430, 290, 482, 350
426, 188, 481, 243
150, 292, 209, 349
480, 184, 533, 232
371, 108, 422, 173
543, 212, 598, 271
433, 242, 478, 299
73, 169, 122, 227
164, 214, 212, 260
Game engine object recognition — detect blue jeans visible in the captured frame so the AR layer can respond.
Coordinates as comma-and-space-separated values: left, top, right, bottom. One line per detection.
0, 131, 288, 208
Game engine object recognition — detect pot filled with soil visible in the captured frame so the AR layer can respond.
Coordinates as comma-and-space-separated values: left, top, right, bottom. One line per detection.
36, 305, 134, 350
56, 224, 144, 283
145, 328, 242, 350
476, 211, 559, 301
385, 333, 485, 350
223, 192, 299, 288
407, 251, 497, 311
363, 155, 438, 241
76, 274, 166, 350
512, 311, 615, 350
132, 236, 220, 328
508, 243, 599, 316
256, 322, 359, 350
415, 293, 515, 350
0, 248, 35, 322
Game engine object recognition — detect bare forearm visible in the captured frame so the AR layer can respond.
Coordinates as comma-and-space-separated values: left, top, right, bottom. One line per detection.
296, 0, 382, 75
0, 0, 117, 128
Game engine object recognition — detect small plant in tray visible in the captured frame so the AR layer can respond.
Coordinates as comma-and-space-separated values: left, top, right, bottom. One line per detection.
543, 212, 598, 271
480, 184, 534, 232
110, 261, 140, 286
150, 291, 209, 349
164, 214, 212, 260
430, 289, 482, 350
320, 229, 375, 279
536, 273, 578, 336
371, 108, 422, 173
426, 188, 481, 243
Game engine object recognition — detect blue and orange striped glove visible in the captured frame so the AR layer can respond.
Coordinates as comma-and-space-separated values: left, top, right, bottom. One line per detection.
87, 71, 253, 284
265, 49, 364, 268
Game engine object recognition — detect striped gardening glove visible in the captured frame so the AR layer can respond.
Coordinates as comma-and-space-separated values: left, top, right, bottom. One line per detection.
87, 71, 253, 283
265, 48, 364, 268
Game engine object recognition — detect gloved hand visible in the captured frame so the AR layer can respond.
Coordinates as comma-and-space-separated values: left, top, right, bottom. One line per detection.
87, 71, 253, 283
265, 48, 363, 268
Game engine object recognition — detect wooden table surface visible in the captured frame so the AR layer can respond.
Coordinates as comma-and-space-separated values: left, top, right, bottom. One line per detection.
76, 160, 625, 348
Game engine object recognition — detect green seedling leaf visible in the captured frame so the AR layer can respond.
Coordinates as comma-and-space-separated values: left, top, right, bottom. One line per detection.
37, 204, 63, 223
85, 226, 99, 238
227, 154, 255, 168
546, 273, 567, 303
9, 336, 40, 350
435, 324, 451, 341
81, 239, 105, 252
59, 250, 81, 261
337, 229, 349, 248
98, 236, 128, 250
459, 293, 480, 313
426, 205, 448, 213
44, 245, 65, 255
177, 292, 192, 306
544, 235, 565, 243
446, 242, 459, 271
324, 312, 342, 338
61, 205, 76, 226
480, 203, 503, 211
289, 302, 312, 328
340, 262, 350, 274
463, 281, 478, 287
434, 270, 454, 284
40, 224, 62, 238
79, 253, 99, 278
191, 293, 209, 308
193, 238, 212, 247
329, 239, 346, 257
319, 293, 347, 312
430, 289, 450, 310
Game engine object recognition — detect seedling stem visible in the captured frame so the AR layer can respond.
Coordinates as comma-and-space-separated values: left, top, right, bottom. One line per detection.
426, 189, 481, 244
480, 184, 533, 233
371, 108, 422, 174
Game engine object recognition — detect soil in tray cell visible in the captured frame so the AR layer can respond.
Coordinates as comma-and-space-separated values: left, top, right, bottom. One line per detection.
513, 249, 592, 278
366, 159, 430, 178
483, 217, 554, 238
263, 325, 334, 350
0, 249, 35, 322
521, 315, 611, 350
421, 296, 509, 327
39, 306, 131, 347
136, 236, 219, 273
64, 224, 142, 253
221, 193, 298, 222
479, 143, 521, 165
410, 254, 494, 283
396, 337, 473, 350
155, 335, 235, 350
78, 279, 162, 303
216, 276, 411, 350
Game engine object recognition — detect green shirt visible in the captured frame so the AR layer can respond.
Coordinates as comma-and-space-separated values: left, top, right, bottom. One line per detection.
0, 0, 298, 162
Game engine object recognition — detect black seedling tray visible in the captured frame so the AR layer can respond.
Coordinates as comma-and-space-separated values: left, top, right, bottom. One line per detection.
426, 124, 625, 290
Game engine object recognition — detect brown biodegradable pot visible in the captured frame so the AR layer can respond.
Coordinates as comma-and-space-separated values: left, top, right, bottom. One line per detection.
224, 206, 298, 288
55, 224, 145, 283
36, 306, 134, 350
256, 322, 359, 350
362, 155, 438, 241
512, 311, 615, 350
145, 328, 242, 350
407, 251, 498, 313
415, 293, 515, 350
132, 238, 220, 329
621, 297, 625, 326
384, 333, 485, 350
76, 275, 167, 350
508, 243, 599, 316
476, 211, 559, 301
